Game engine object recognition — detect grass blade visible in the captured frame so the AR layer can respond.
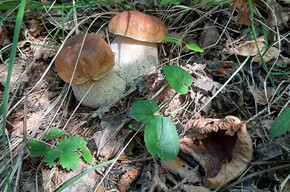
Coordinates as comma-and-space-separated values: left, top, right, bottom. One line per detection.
1, 0, 26, 191
55, 158, 116, 192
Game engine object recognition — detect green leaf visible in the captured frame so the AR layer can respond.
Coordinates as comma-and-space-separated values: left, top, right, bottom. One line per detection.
28, 140, 48, 157
58, 136, 85, 152
270, 107, 290, 139
144, 115, 179, 161
163, 66, 193, 94
81, 148, 93, 165
185, 44, 204, 52
43, 128, 65, 140
163, 37, 182, 45
130, 100, 159, 123
44, 149, 62, 167
59, 150, 81, 171
56, 136, 88, 170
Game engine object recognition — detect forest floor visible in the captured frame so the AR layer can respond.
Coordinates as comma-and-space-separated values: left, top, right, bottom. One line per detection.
0, 0, 290, 191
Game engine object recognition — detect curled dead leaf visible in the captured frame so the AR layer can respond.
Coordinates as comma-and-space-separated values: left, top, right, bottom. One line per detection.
180, 116, 253, 189
253, 46, 281, 63
117, 169, 139, 192
249, 86, 275, 105
226, 36, 265, 56
28, 19, 43, 39
233, 0, 255, 26
199, 22, 220, 48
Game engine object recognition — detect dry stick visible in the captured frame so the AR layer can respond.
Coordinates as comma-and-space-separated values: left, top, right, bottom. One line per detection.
258, 0, 281, 114
72, 0, 79, 35
220, 163, 290, 192
280, 173, 290, 191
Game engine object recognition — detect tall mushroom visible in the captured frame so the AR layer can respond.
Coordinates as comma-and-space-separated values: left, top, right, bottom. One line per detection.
55, 33, 126, 109
108, 11, 167, 85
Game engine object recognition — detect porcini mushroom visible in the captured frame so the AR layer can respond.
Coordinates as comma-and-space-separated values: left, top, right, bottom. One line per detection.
108, 11, 167, 85
55, 33, 126, 109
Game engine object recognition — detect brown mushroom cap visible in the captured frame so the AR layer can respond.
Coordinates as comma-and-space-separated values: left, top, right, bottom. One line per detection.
55, 34, 114, 84
108, 11, 167, 43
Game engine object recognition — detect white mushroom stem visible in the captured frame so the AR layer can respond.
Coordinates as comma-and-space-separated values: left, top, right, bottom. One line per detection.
71, 72, 126, 109
110, 36, 158, 85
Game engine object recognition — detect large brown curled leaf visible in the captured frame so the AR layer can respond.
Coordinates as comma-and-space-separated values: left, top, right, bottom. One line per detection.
226, 36, 265, 57
233, 0, 255, 26
180, 116, 253, 189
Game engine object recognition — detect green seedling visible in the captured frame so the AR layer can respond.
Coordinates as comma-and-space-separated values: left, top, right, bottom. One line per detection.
163, 36, 204, 53
28, 128, 93, 171
163, 65, 193, 94
270, 107, 290, 139
130, 100, 179, 161
130, 66, 193, 161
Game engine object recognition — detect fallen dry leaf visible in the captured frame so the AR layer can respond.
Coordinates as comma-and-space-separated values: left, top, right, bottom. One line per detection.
180, 116, 253, 189
0, 61, 27, 92
94, 114, 128, 156
233, 0, 255, 26
184, 64, 221, 116
265, 0, 284, 42
33, 43, 57, 60
255, 141, 283, 161
249, 86, 275, 105
118, 169, 139, 192
253, 46, 281, 63
95, 126, 132, 159
280, 55, 290, 65
27, 19, 43, 39
42, 161, 98, 192
0, 25, 6, 46
194, 78, 218, 92
12, 111, 43, 136
226, 36, 265, 56
199, 22, 220, 48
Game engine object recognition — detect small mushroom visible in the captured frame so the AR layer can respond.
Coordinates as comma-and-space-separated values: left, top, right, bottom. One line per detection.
108, 11, 167, 85
55, 33, 126, 109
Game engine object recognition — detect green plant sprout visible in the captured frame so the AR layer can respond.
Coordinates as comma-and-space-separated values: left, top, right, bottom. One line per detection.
130, 65, 193, 161
163, 36, 204, 53
28, 128, 93, 171
270, 107, 290, 139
